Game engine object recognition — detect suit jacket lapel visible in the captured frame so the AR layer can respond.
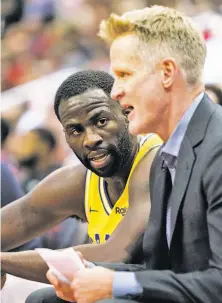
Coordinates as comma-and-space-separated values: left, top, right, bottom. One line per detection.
170, 94, 216, 246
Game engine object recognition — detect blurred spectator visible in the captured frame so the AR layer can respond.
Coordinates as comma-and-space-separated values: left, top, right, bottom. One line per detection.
1, 162, 23, 209
23, 0, 55, 23
1, 122, 46, 249
1, 0, 222, 94
1, 117, 19, 176
1, 0, 24, 36
205, 84, 222, 106
1, 102, 30, 129
1, 118, 11, 150
1, 120, 45, 249
16, 106, 46, 134
14, 127, 61, 193
1, 0, 112, 91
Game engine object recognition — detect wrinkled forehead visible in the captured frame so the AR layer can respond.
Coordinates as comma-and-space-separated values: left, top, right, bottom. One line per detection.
73, 89, 112, 114
63, 88, 110, 108
58, 88, 117, 123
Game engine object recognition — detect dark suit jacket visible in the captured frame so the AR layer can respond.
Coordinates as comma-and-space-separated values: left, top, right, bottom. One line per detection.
98, 95, 222, 303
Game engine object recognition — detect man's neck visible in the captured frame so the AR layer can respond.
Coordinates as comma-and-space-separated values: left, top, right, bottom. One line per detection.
104, 138, 139, 206
161, 84, 204, 142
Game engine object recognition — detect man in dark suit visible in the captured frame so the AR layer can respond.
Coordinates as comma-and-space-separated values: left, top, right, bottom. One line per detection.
46, 6, 222, 303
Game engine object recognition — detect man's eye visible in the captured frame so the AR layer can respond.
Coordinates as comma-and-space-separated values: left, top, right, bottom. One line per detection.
119, 72, 125, 78
97, 118, 108, 127
119, 72, 129, 78
70, 127, 81, 136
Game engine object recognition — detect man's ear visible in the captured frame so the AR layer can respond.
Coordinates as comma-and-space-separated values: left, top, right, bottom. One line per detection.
160, 57, 177, 89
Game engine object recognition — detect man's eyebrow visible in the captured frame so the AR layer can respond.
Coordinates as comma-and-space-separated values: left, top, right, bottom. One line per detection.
89, 109, 112, 120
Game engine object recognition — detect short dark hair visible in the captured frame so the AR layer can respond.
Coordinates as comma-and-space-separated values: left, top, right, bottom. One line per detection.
54, 70, 114, 120
31, 128, 57, 150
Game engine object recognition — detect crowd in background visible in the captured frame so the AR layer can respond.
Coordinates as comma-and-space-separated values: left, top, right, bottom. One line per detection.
1, 0, 222, 212
1, 0, 222, 91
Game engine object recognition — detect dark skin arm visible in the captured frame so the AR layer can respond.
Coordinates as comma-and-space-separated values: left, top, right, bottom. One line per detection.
1, 164, 87, 283
1, 147, 159, 283
1, 164, 87, 251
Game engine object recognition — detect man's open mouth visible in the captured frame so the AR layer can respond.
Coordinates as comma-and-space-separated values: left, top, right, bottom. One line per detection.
88, 151, 111, 169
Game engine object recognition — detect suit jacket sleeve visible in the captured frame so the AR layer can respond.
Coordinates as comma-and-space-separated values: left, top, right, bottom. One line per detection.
134, 137, 222, 303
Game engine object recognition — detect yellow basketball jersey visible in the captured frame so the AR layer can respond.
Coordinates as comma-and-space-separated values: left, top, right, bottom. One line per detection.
84, 133, 162, 244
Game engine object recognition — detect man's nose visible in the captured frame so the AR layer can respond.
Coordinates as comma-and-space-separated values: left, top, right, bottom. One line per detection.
83, 129, 103, 150
111, 85, 124, 101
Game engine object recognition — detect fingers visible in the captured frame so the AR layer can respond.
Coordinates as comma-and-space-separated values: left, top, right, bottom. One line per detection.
46, 270, 59, 287
46, 269, 76, 302
76, 251, 85, 264
76, 251, 83, 259
76, 251, 88, 267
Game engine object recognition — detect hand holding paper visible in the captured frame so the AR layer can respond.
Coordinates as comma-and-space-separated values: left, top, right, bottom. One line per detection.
36, 248, 85, 284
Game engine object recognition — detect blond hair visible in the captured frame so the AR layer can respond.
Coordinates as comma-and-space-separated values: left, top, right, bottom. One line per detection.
99, 6, 206, 86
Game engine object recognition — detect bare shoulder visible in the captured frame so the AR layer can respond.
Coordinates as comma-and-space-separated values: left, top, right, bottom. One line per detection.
41, 163, 87, 191
29, 164, 88, 220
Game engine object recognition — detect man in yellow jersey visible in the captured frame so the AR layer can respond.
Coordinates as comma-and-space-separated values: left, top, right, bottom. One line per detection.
1, 70, 162, 302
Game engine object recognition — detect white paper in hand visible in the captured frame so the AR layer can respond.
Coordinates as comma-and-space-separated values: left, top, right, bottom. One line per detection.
36, 248, 85, 284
